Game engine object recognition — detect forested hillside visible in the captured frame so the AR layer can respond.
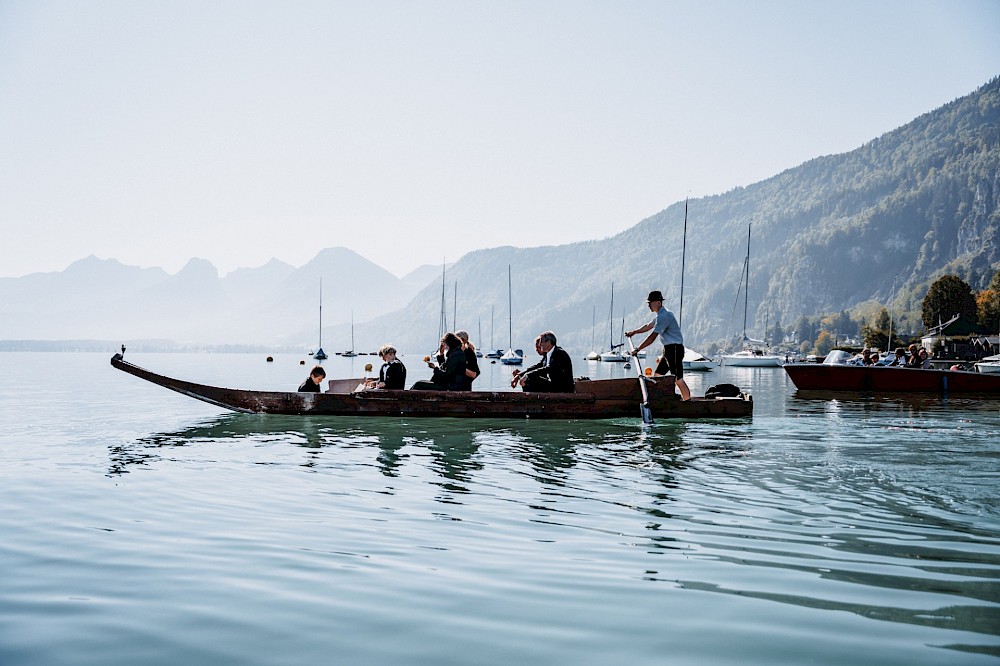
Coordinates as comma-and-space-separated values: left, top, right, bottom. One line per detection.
356, 76, 1000, 354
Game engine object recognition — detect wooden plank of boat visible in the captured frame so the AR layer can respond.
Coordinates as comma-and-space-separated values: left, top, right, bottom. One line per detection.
110, 354, 752, 419
783, 362, 1000, 394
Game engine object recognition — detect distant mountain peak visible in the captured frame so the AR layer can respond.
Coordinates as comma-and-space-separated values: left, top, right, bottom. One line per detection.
175, 257, 219, 279
66, 254, 123, 272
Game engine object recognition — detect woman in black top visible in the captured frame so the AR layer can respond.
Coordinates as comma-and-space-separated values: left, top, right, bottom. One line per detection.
455, 330, 480, 391
411, 333, 467, 390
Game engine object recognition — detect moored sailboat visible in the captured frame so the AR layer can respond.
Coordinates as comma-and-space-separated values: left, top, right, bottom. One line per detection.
500, 265, 523, 365
677, 198, 714, 371
485, 305, 503, 358
340, 310, 357, 357
312, 278, 328, 360
598, 283, 626, 362
720, 223, 782, 367
585, 305, 600, 360
683, 348, 717, 371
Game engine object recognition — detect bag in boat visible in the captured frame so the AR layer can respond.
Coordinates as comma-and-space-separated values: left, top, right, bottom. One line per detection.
704, 383, 742, 399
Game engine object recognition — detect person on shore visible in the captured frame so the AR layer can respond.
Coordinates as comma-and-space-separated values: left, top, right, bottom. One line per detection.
298, 365, 326, 392
366, 344, 406, 390
455, 330, 480, 391
411, 333, 467, 390
510, 331, 574, 393
625, 290, 691, 401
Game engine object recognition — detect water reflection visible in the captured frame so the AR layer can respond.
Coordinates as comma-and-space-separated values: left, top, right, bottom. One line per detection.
633, 420, 1000, 653
790, 390, 1000, 415
103, 407, 1000, 653
108, 414, 699, 491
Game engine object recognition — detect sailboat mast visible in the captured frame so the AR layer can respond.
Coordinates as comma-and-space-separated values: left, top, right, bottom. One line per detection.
887, 274, 898, 350
318, 278, 323, 348
508, 265, 513, 348
680, 197, 688, 328
438, 261, 447, 339
742, 223, 751, 340
350, 309, 355, 351
620, 305, 625, 346
453, 282, 457, 332
491, 305, 495, 349
590, 305, 597, 351
608, 282, 615, 349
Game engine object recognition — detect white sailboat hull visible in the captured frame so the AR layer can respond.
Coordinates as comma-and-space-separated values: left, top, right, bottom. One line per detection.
500, 349, 523, 365
682, 348, 716, 371
721, 349, 783, 367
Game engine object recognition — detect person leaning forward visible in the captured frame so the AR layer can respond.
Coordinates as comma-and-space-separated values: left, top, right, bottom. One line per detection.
298, 365, 326, 392
510, 331, 575, 393
411, 332, 468, 390
625, 290, 691, 401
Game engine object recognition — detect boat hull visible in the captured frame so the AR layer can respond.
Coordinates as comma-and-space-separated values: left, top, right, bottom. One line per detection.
110, 354, 752, 419
683, 348, 716, 371
784, 363, 1000, 394
722, 354, 783, 367
598, 353, 626, 362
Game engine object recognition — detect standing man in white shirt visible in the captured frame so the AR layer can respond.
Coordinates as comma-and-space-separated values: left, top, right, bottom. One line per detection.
625, 290, 691, 401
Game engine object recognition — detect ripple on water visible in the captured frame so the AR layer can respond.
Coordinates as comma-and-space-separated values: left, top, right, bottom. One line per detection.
1, 354, 999, 664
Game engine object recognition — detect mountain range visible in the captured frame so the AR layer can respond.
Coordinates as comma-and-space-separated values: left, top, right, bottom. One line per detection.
3, 76, 998, 355
0, 248, 442, 347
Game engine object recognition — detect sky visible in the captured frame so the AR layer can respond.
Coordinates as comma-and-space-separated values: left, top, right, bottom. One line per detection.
1, 1, 999, 279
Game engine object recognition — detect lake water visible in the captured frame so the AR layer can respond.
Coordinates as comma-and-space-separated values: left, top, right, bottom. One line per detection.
1, 351, 998, 665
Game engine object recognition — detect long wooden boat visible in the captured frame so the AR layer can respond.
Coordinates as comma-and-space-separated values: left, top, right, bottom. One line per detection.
110, 354, 752, 419
783, 362, 1000, 394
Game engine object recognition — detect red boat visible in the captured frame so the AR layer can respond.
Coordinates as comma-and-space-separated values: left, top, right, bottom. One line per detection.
110, 354, 752, 420
783, 360, 1000, 394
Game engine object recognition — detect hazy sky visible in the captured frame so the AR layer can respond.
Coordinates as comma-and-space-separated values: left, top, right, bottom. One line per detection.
2, 1, 998, 279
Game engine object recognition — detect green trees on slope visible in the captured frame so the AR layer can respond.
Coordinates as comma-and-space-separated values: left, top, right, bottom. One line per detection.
921, 274, 979, 329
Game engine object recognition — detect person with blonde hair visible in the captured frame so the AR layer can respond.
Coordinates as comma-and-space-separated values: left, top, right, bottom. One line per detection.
454, 330, 480, 391
366, 344, 406, 390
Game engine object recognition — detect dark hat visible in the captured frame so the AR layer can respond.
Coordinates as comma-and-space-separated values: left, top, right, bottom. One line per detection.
646, 290, 664, 302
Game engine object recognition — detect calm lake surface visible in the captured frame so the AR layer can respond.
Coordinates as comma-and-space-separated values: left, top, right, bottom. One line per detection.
1, 351, 998, 665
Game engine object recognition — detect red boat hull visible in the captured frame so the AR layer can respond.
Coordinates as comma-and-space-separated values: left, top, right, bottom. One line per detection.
783, 363, 1000, 394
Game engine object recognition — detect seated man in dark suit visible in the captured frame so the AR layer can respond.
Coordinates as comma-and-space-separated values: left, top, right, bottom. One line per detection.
510, 331, 575, 393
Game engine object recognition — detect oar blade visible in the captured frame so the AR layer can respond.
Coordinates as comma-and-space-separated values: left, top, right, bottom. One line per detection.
628, 337, 654, 424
